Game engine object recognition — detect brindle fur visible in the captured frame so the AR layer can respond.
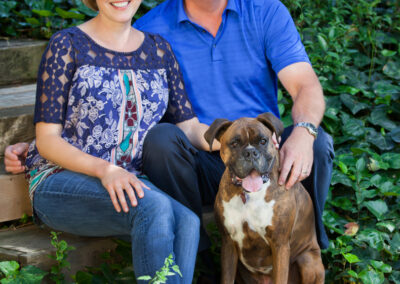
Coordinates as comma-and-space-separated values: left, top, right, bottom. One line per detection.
205, 113, 325, 284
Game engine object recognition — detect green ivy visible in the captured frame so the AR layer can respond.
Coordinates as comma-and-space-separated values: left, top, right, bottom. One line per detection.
0, 0, 164, 39
280, 0, 400, 282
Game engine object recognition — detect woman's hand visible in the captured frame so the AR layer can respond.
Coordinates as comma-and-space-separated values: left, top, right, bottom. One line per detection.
98, 164, 149, 213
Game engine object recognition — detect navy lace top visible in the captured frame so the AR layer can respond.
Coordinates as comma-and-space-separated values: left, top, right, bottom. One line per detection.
25, 27, 196, 198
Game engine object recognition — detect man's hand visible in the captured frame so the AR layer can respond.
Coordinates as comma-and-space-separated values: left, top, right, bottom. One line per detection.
4, 143, 29, 174
278, 128, 314, 189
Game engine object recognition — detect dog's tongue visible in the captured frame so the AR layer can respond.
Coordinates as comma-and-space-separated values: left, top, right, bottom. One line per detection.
242, 170, 263, 192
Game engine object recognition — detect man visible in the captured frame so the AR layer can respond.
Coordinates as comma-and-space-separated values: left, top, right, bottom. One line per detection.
133, 0, 333, 250
5, 0, 334, 280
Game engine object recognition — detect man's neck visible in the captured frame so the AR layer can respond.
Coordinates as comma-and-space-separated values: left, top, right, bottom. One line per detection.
184, 0, 227, 37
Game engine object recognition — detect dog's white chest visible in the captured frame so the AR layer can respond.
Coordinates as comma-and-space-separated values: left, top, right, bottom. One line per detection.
222, 181, 275, 248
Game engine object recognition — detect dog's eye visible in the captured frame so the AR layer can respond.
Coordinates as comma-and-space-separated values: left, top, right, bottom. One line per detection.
231, 141, 239, 148
260, 138, 267, 145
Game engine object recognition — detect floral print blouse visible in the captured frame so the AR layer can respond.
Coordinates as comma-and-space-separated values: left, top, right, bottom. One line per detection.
25, 27, 196, 198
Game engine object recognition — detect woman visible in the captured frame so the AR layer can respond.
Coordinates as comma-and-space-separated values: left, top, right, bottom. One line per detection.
24, 0, 214, 282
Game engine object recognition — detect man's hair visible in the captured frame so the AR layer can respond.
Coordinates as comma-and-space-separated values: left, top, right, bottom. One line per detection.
82, 0, 98, 11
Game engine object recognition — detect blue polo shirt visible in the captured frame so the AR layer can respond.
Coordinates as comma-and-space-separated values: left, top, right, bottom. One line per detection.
134, 0, 310, 125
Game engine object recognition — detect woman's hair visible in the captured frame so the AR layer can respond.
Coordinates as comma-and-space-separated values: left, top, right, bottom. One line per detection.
82, 0, 98, 11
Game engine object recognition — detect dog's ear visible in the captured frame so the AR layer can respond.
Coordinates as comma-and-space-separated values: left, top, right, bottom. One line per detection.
256, 112, 284, 137
204, 119, 233, 152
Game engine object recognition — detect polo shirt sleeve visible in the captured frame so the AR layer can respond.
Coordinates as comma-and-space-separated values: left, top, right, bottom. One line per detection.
260, 0, 310, 74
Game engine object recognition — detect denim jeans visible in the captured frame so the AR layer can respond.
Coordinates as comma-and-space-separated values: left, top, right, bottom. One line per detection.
33, 170, 200, 284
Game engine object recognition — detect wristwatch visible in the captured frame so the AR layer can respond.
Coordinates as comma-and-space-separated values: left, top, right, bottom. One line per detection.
294, 122, 318, 139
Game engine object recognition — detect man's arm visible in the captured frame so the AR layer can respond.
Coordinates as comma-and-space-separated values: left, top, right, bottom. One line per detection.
176, 117, 221, 152
277, 62, 325, 189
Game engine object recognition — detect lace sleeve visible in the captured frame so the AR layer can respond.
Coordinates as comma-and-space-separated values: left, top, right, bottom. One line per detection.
34, 31, 76, 124
162, 41, 196, 124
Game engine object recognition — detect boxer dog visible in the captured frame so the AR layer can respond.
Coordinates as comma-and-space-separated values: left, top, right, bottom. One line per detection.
204, 113, 324, 284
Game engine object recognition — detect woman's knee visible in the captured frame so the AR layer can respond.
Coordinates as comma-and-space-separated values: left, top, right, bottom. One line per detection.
134, 189, 175, 226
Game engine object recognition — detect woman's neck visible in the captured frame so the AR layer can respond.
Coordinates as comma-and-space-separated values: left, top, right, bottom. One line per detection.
80, 15, 142, 53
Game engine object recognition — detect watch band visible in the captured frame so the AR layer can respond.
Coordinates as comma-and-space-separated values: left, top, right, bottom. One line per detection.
294, 122, 318, 138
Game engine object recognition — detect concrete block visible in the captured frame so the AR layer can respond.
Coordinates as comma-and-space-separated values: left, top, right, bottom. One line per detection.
0, 226, 117, 279
0, 84, 36, 163
0, 40, 47, 86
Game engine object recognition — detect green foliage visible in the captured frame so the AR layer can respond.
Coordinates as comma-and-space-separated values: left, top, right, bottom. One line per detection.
48, 231, 76, 283
73, 239, 137, 283
279, 0, 400, 282
138, 254, 182, 284
0, 0, 164, 39
0, 261, 47, 284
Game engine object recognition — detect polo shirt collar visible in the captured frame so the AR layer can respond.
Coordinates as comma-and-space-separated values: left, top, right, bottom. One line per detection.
176, 0, 240, 24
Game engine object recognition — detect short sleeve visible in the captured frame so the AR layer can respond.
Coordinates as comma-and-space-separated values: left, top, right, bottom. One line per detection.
161, 41, 196, 124
261, 0, 310, 73
34, 31, 75, 124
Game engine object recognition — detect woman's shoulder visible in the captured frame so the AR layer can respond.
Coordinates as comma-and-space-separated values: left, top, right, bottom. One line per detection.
46, 27, 83, 50
141, 31, 175, 60
143, 32, 172, 49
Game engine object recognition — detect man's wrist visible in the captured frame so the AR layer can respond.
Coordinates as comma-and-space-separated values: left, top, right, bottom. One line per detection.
294, 122, 318, 139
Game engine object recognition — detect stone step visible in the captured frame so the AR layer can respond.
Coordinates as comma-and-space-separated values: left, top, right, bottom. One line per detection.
0, 40, 47, 86
0, 225, 117, 280
0, 84, 36, 166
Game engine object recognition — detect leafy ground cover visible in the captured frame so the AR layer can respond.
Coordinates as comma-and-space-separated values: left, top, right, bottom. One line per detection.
0, 0, 399, 283
280, 0, 400, 283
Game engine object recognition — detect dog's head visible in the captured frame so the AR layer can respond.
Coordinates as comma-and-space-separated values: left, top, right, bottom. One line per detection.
204, 112, 283, 192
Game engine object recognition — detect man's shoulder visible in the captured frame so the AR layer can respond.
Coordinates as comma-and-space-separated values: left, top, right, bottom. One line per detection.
134, 0, 174, 33
241, 0, 288, 17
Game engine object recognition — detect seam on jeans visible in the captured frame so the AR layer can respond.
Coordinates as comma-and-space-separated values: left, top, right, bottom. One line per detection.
34, 190, 111, 201
131, 204, 150, 274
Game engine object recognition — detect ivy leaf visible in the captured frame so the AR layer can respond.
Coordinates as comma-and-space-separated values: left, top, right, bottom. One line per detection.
32, 9, 53, 17
342, 253, 360, 264
347, 269, 358, 278
389, 127, 400, 143
370, 260, 392, 273
390, 233, 400, 254
383, 60, 400, 80
331, 170, 353, 187
341, 113, 365, 137
368, 106, 397, 131
381, 49, 397, 57
382, 153, 400, 169
55, 7, 85, 20
340, 94, 369, 115
19, 266, 48, 283
0, 1, 17, 18
366, 128, 395, 151
389, 271, 400, 284
364, 200, 388, 221
317, 34, 328, 51
358, 269, 384, 284
0, 261, 20, 278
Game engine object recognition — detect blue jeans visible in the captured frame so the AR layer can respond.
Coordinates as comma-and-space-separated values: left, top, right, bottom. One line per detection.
33, 170, 200, 284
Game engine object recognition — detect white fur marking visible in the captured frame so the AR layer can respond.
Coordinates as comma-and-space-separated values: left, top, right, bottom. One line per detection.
222, 181, 275, 272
